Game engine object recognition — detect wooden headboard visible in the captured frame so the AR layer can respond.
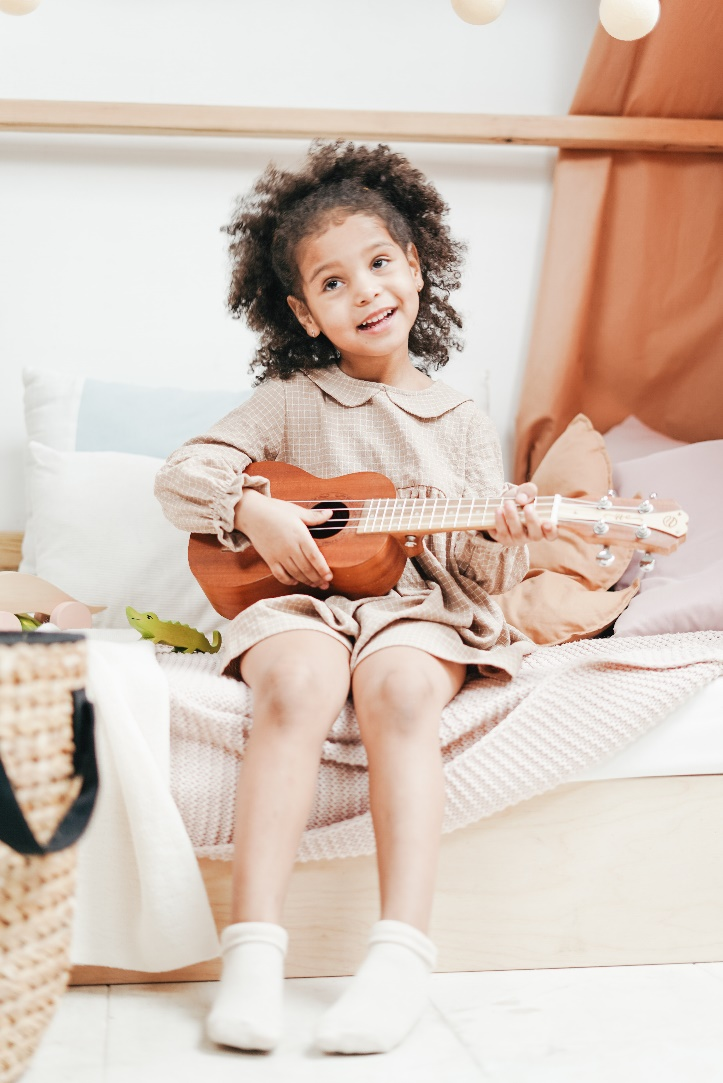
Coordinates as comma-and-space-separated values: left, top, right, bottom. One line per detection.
0, 532, 23, 573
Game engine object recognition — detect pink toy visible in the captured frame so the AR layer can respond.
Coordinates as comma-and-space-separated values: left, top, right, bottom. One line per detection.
0, 572, 105, 630
49, 601, 93, 630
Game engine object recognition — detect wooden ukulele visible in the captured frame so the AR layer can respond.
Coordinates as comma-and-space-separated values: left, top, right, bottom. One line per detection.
188, 461, 688, 619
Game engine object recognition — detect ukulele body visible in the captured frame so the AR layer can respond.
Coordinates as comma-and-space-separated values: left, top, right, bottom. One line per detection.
188, 462, 410, 619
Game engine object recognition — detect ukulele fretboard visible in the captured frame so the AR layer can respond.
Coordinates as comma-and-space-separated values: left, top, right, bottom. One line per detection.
358, 497, 510, 535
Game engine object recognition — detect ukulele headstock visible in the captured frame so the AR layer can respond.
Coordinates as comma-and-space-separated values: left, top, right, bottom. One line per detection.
552, 493, 688, 570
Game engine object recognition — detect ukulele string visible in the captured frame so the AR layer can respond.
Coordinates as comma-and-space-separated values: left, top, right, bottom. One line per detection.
282, 496, 648, 529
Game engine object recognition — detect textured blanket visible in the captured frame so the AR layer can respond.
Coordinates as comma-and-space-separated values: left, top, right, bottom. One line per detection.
161, 631, 723, 863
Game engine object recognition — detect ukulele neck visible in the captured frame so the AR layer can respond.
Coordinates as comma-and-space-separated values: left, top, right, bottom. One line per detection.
356, 495, 553, 536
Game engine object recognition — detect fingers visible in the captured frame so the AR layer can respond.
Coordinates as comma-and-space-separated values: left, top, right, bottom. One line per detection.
490, 494, 557, 545
288, 542, 332, 589
298, 505, 334, 525
493, 499, 527, 545
269, 530, 333, 590
269, 562, 299, 587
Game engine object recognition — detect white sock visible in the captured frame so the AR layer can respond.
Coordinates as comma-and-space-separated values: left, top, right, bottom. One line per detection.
315, 919, 437, 1055
206, 921, 288, 1052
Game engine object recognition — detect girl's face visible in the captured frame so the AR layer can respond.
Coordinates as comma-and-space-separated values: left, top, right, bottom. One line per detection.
287, 213, 423, 372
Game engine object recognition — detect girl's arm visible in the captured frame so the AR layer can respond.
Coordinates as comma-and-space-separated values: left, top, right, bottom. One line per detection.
155, 379, 333, 588
454, 409, 530, 596
154, 379, 286, 550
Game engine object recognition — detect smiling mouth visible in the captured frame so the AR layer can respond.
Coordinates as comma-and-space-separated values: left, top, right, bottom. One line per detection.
357, 308, 396, 331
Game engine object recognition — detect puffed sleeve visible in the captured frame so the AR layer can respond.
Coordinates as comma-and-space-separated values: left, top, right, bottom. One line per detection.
154, 378, 286, 551
455, 408, 529, 595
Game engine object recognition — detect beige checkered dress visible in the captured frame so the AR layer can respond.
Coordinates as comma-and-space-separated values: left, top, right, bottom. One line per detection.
155, 365, 532, 678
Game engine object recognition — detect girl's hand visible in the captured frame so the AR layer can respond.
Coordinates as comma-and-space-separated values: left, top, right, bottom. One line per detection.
234, 489, 334, 589
486, 482, 558, 546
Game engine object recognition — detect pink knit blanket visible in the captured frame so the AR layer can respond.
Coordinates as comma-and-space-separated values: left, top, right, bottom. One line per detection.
161, 631, 723, 863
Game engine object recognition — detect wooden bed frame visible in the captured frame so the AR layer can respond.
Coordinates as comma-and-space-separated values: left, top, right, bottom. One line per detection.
2, 531, 722, 982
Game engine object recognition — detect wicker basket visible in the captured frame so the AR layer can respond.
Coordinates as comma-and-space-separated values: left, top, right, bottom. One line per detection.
0, 633, 97, 1083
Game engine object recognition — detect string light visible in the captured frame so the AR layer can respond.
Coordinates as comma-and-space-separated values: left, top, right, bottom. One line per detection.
451, 0, 508, 26
599, 0, 660, 40
451, 0, 661, 40
0, 0, 42, 12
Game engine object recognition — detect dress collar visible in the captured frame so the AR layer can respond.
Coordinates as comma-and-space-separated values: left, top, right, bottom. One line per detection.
304, 365, 472, 420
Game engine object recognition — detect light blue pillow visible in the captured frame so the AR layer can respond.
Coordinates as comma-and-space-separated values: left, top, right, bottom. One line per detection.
76, 378, 253, 458
23, 367, 253, 458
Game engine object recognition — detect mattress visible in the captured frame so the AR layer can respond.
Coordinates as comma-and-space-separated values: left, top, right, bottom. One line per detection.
569, 675, 723, 781
158, 633, 723, 860
83, 629, 723, 782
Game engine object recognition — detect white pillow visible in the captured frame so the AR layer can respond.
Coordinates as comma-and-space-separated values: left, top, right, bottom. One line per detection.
21, 367, 252, 575
22, 442, 225, 634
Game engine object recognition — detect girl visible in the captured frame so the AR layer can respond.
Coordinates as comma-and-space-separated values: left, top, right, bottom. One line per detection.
155, 141, 556, 1056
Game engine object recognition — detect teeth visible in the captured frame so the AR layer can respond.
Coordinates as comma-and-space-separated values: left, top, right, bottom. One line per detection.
360, 309, 393, 329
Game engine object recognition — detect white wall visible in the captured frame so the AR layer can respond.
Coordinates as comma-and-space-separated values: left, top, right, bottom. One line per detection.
0, 0, 600, 530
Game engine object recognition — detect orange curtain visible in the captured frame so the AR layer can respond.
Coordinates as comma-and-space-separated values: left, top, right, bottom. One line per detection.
513, 0, 723, 482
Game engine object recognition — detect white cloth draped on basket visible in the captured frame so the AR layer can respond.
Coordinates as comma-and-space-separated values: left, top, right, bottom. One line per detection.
71, 637, 220, 971
164, 630, 723, 863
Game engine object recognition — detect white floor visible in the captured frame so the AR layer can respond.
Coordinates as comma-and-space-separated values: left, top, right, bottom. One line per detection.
22, 962, 723, 1083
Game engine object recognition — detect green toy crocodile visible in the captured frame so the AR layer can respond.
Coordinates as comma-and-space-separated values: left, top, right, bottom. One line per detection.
126, 606, 222, 654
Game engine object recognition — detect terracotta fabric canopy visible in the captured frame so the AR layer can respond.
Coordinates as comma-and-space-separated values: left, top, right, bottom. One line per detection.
514, 0, 723, 482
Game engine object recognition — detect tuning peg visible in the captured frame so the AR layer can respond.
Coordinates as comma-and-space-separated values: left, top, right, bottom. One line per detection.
596, 546, 615, 567
597, 495, 613, 510
639, 553, 656, 573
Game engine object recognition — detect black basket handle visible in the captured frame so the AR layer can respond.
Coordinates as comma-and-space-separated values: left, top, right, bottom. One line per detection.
0, 689, 99, 856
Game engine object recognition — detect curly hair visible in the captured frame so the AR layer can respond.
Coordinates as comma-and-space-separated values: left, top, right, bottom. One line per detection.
225, 141, 465, 381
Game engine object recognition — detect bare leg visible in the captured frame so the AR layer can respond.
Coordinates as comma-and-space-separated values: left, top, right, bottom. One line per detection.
315, 647, 466, 1054
232, 629, 351, 923
208, 629, 350, 1051
353, 647, 466, 932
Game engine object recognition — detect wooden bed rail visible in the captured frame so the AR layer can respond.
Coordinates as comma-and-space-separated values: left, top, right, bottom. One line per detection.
0, 532, 22, 573
1, 100, 723, 153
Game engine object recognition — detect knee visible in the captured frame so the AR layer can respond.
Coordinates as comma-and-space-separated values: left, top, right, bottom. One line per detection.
356, 669, 436, 740
252, 663, 333, 736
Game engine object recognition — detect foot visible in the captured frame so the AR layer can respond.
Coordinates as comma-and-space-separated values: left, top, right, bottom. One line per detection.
314, 919, 436, 1054
206, 921, 288, 1052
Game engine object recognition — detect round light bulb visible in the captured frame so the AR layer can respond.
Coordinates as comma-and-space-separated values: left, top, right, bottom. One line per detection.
599, 0, 660, 41
0, 0, 42, 12
451, 0, 508, 26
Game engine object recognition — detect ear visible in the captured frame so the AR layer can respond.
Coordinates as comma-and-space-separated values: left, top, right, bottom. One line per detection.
406, 243, 424, 292
287, 295, 320, 338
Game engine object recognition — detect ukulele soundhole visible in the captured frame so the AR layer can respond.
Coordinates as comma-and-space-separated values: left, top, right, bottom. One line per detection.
308, 500, 350, 539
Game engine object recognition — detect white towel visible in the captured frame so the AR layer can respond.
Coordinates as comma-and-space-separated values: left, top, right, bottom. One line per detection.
70, 636, 220, 971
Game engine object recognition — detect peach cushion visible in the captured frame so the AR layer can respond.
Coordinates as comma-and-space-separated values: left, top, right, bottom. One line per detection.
498, 414, 638, 645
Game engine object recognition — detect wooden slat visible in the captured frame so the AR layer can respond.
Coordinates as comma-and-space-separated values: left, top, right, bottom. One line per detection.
1, 100, 723, 153
0, 532, 22, 572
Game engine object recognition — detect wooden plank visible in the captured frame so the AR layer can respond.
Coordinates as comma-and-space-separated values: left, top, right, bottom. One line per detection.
0, 532, 22, 572
70, 773, 723, 986
1, 100, 723, 153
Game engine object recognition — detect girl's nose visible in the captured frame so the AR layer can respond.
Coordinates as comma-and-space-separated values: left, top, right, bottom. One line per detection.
354, 273, 381, 305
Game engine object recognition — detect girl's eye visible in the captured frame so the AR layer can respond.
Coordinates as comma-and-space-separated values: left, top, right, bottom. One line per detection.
323, 278, 342, 291
372, 257, 389, 270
